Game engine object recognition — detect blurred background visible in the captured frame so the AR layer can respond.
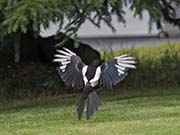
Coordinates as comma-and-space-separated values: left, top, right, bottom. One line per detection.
0, 1, 180, 134
41, 7, 180, 51
0, 1, 180, 100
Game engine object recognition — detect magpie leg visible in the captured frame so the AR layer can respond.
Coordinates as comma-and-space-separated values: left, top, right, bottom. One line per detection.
76, 85, 101, 120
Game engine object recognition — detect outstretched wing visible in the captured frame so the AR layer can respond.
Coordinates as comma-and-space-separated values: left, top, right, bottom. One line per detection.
99, 54, 136, 90
53, 48, 86, 90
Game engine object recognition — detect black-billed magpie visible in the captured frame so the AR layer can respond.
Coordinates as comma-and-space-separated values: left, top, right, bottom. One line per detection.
53, 47, 136, 119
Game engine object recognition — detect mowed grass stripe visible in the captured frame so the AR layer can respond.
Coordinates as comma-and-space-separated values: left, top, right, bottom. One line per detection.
0, 88, 180, 135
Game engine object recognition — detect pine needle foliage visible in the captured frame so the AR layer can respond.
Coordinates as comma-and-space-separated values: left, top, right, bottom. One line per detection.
0, 0, 179, 41
0, 0, 179, 62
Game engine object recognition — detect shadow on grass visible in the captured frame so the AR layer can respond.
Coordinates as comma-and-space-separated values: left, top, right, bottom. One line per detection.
1, 86, 180, 115
0, 94, 78, 114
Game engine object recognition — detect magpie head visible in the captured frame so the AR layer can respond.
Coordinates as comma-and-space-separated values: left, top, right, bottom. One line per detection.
91, 59, 100, 67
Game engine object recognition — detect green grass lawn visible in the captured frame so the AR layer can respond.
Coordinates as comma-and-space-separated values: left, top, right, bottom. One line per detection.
1, 87, 180, 135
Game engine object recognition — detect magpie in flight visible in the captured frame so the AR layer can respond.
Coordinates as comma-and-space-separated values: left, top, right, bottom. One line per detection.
53, 47, 136, 119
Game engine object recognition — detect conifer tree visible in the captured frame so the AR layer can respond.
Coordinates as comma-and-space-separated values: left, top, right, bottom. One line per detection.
0, 0, 179, 62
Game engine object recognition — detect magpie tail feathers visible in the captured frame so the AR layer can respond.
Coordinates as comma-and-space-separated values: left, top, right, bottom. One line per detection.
76, 90, 101, 120
86, 91, 101, 119
76, 96, 85, 120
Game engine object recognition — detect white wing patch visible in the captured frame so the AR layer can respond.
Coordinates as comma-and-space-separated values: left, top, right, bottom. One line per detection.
115, 54, 136, 76
89, 66, 101, 87
53, 47, 76, 72
82, 66, 88, 85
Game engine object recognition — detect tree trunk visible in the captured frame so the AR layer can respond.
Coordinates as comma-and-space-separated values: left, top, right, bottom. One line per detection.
0, 32, 101, 65
14, 32, 21, 63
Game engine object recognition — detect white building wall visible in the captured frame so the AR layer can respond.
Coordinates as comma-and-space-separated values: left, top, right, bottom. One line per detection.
40, 7, 180, 52
163, 7, 180, 37
40, 9, 159, 38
